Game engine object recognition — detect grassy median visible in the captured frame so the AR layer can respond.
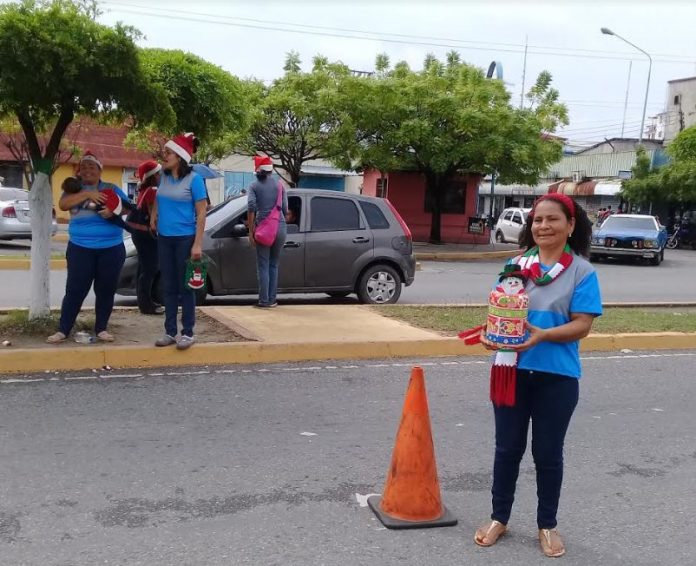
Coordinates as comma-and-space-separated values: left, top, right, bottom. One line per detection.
376, 306, 696, 334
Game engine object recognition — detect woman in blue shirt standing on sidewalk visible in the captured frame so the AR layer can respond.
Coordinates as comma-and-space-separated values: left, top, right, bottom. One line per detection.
246, 155, 288, 308
47, 151, 129, 344
150, 133, 207, 350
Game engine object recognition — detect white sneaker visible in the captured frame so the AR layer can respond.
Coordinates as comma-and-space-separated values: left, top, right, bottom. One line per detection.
176, 335, 195, 350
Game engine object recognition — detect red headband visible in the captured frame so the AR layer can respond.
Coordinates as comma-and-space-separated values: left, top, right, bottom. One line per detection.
532, 193, 576, 218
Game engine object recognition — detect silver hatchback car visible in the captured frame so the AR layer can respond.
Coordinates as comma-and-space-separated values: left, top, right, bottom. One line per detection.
117, 189, 416, 304
0, 186, 58, 240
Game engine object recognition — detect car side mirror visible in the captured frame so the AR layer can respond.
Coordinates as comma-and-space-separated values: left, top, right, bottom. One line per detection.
231, 223, 248, 237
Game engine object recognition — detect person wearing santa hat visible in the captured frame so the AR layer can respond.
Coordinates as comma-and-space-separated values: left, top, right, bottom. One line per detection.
151, 133, 207, 350
126, 160, 163, 315
246, 155, 288, 308
47, 150, 131, 344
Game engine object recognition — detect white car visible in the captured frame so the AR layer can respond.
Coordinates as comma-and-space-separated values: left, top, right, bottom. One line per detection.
494, 207, 531, 244
0, 186, 58, 240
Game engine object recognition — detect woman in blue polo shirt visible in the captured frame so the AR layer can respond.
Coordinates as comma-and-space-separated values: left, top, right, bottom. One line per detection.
150, 133, 207, 350
47, 151, 129, 344
474, 194, 602, 558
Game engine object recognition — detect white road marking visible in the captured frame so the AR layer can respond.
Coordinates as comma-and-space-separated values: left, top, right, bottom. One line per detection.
300, 432, 317, 437
2, 351, 695, 384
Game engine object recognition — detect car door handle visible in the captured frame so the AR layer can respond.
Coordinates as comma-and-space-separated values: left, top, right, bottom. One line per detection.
284, 241, 301, 248
352, 237, 370, 244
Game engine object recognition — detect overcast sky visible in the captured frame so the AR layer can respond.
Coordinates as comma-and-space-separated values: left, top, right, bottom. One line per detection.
94, 1, 696, 147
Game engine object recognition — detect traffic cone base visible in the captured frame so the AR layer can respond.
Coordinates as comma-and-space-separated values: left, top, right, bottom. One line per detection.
367, 495, 457, 530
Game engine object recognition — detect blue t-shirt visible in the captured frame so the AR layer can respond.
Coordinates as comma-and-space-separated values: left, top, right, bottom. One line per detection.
67, 182, 129, 249
496, 255, 603, 379
156, 171, 207, 237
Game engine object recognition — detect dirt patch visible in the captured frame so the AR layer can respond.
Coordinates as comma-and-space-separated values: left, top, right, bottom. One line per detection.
0, 308, 243, 349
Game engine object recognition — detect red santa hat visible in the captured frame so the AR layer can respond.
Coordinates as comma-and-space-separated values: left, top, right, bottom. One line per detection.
80, 150, 102, 170
137, 160, 162, 182
164, 133, 196, 164
101, 189, 123, 216
254, 155, 274, 172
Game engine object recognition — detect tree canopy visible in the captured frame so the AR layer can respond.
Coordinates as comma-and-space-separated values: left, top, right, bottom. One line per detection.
345, 53, 568, 242
243, 52, 359, 186
622, 126, 696, 205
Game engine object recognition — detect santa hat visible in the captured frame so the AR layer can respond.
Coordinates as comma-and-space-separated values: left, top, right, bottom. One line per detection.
101, 189, 123, 216
80, 150, 102, 170
164, 133, 196, 164
137, 160, 162, 182
254, 155, 274, 172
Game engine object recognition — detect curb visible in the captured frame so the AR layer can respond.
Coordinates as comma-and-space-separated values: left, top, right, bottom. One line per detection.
1, 333, 695, 375
415, 249, 519, 261
0, 258, 66, 270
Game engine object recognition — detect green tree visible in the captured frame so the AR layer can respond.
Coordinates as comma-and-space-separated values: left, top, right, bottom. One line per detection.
622, 126, 696, 206
244, 54, 358, 186
127, 48, 248, 164
349, 55, 567, 243
0, 0, 159, 318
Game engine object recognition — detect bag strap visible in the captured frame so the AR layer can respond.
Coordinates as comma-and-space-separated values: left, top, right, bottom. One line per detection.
275, 180, 283, 207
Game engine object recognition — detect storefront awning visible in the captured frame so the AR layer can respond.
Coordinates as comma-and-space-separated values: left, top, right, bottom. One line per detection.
547, 180, 622, 196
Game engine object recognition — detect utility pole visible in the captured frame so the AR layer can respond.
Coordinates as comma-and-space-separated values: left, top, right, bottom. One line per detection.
520, 35, 528, 109
621, 60, 632, 137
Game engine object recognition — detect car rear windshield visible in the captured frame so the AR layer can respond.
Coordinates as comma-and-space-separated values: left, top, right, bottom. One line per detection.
359, 201, 390, 229
602, 216, 656, 231
0, 188, 29, 201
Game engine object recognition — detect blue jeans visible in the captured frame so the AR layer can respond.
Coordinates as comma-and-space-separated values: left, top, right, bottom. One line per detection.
158, 235, 196, 337
255, 223, 286, 306
59, 242, 126, 335
491, 369, 579, 529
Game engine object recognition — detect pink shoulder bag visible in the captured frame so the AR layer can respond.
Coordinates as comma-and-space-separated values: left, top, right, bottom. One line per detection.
254, 181, 283, 246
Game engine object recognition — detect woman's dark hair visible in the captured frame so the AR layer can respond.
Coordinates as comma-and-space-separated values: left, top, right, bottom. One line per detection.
519, 196, 593, 257
173, 136, 199, 179
141, 173, 160, 190
255, 170, 269, 181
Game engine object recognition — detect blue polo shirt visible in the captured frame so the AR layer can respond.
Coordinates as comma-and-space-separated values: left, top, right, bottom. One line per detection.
156, 171, 207, 237
67, 182, 129, 249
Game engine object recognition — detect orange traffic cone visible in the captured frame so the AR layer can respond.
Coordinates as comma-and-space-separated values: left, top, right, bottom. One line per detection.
368, 366, 457, 529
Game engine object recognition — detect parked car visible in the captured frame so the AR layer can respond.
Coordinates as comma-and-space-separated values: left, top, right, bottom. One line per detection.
0, 186, 58, 240
494, 207, 531, 244
590, 214, 668, 265
117, 189, 416, 305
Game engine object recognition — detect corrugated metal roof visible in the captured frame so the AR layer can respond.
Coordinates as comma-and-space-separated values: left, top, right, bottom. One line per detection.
547, 150, 660, 178
300, 164, 359, 177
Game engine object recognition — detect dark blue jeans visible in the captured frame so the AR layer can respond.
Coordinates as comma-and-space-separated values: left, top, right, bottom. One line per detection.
59, 242, 126, 335
131, 231, 159, 313
255, 222, 286, 306
491, 369, 579, 529
158, 235, 196, 337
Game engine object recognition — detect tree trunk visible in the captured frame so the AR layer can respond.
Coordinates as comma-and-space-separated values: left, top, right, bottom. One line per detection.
426, 176, 444, 244
28, 171, 53, 319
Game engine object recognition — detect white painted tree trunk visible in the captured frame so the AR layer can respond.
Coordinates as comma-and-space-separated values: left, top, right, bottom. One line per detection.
28, 172, 53, 319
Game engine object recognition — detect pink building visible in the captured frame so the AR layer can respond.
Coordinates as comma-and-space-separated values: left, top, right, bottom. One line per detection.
362, 169, 487, 243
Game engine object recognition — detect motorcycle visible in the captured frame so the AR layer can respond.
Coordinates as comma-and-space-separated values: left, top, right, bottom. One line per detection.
666, 222, 696, 249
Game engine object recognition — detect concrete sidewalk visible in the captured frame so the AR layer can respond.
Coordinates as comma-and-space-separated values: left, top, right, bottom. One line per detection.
2, 304, 696, 374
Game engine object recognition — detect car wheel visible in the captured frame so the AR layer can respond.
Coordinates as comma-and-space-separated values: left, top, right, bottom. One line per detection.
357, 264, 402, 305
495, 230, 505, 243
327, 291, 351, 298
650, 252, 661, 266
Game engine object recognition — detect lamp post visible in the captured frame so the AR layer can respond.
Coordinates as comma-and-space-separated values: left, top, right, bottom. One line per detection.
601, 27, 652, 145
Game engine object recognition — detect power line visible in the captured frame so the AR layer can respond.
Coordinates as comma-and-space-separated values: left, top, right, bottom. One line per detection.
104, 1, 696, 63
101, 2, 696, 65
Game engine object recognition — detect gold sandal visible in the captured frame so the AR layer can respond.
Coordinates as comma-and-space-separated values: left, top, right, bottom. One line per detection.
539, 528, 566, 558
474, 519, 507, 547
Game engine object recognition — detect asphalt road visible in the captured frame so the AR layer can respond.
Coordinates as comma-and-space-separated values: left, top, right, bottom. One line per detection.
2, 248, 695, 308
1, 351, 695, 565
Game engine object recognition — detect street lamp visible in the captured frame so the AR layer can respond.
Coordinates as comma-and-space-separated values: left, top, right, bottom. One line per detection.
601, 27, 652, 145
